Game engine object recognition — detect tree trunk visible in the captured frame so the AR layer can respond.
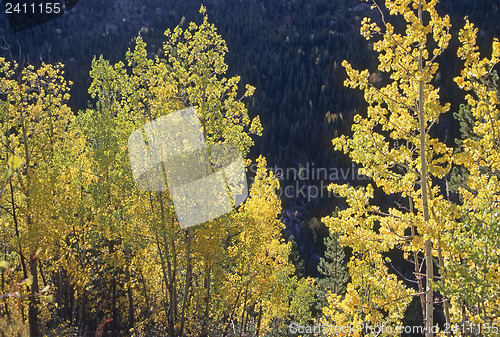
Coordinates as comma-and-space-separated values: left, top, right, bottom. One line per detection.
417, 2, 434, 335
156, 192, 176, 336
139, 268, 150, 318
169, 236, 177, 331
78, 294, 86, 336
21, 95, 39, 337
28, 253, 39, 337
180, 228, 192, 336
222, 286, 243, 336
423, 241, 434, 335
111, 261, 118, 335
65, 271, 71, 322
1, 251, 9, 319
256, 303, 263, 337
201, 262, 211, 337
9, 181, 28, 282
438, 239, 451, 336
410, 197, 426, 321
239, 281, 249, 336
125, 248, 135, 330
154, 232, 172, 333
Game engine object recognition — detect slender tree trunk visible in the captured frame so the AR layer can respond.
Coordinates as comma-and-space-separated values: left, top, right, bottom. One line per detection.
410, 197, 426, 320
150, 193, 171, 330
157, 192, 176, 336
65, 271, 71, 321
125, 248, 135, 330
9, 181, 27, 281
461, 299, 467, 336
8, 180, 26, 324
112, 278, 118, 333
154, 232, 171, 330
417, 2, 434, 335
1, 245, 9, 319
38, 260, 46, 287
20, 93, 40, 337
222, 286, 243, 336
423, 240, 434, 335
26, 207, 39, 336
78, 295, 86, 336
127, 275, 135, 330
110, 243, 119, 335
438, 238, 451, 336
242, 305, 249, 336
169, 235, 177, 331
55, 270, 62, 318
28, 253, 39, 337
69, 283, 74, 325
239, 281, 249, 336
139, 268, 150, 318
180, 228, 192, 336
201, 262, 211, 337
256, 303, 263, 337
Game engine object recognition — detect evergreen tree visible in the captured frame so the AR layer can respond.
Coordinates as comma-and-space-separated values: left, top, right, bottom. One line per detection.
316, 230, 349, 309
288, 235, 306, 279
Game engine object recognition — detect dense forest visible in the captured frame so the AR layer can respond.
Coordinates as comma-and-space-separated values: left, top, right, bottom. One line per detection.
0, 0, 500, 336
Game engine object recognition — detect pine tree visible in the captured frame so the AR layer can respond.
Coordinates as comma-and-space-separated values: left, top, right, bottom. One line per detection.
317, 230, 349, 309
288, 235, 306, 279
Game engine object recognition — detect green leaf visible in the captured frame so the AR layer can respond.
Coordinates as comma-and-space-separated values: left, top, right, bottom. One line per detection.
2, 168, 13, 180
7, 156, 22, 170
0, 260, 9, 269
43, 295, 54, 303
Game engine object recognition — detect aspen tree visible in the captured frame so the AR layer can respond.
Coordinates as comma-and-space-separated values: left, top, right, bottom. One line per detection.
322, 1, 456, 335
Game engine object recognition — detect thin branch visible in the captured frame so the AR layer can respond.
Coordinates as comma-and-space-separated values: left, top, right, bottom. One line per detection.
370, 0, 417, 63
389, 262, 419, 284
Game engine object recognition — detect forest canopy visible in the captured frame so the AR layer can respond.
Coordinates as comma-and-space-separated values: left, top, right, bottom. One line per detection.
0, 1, 499, 336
